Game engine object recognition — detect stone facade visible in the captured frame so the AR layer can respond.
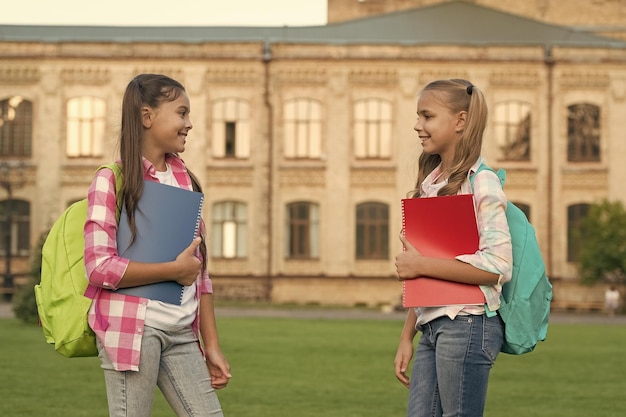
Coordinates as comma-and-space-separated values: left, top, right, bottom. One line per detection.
1, 1, 625, 307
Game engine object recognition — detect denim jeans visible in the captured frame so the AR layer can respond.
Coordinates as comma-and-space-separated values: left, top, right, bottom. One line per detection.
97, 325, 223, 417
407, 314, 503, 417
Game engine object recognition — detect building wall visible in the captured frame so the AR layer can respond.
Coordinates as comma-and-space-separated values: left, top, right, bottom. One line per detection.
1, 27, 625, 307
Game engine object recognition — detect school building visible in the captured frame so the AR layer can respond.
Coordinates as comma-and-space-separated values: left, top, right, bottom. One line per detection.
1, 0, 626, 309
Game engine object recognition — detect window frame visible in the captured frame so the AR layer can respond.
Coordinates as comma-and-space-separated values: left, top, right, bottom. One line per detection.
567, 103, 601, 163
0, 199, 30, 257
66, 96, 106, 158
283, 98, 323, 160
353, 98, 393, 160
211, 98, 250, 159
285, 201, 320, 259
567, 203, 590, 262
355, 202, 390, 260
0, 96, 32, 157
210, 201, 248, 259
493, 100, 531, 162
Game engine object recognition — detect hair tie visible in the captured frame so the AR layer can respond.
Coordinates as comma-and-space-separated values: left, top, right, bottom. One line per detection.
466, 85, 474, 95
133, 78, 143, 90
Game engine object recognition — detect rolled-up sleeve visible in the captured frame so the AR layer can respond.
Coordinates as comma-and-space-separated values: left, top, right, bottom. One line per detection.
84, 168, 129, 290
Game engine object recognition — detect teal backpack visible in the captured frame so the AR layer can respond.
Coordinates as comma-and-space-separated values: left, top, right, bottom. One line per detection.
35, 164, 122, 358
471, 163, 553, 355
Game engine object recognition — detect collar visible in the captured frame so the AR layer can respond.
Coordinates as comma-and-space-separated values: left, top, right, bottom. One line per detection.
467, 156, 484, 179
142, 153, 186, 177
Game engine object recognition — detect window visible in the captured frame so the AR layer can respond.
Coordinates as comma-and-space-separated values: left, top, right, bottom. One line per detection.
66, 96, 106, 157
212, 98, 250, 159
211, 201, 247, 258
0, 199, 30, 256
494, 101, 531, 161
354, 98, 392, 159
0, 96, 32, 157
567, 103, 600, 162
225, 122, 236, 157
567, 203, 590, 262
286, 202, 319, 259
283, 98, 322, 159
356, 202, 389, 259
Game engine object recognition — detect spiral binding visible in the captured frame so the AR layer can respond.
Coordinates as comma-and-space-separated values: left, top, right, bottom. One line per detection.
400, 199, 407, 307
194, 195, 204, 237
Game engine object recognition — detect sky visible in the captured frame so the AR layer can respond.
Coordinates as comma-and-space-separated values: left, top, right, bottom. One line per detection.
0, 0, 328, 27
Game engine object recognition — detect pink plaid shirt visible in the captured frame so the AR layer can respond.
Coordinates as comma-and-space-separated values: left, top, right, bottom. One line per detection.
84, 154, 212, 371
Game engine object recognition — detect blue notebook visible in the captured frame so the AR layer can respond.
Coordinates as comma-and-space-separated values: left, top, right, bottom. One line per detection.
116, 180, 204, 305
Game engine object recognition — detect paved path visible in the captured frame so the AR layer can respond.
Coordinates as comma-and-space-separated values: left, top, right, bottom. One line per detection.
0, 302, 13, 318
2, 301, 626, 324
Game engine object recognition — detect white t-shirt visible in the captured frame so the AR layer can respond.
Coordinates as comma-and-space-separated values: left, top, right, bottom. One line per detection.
144, 163, 198, 331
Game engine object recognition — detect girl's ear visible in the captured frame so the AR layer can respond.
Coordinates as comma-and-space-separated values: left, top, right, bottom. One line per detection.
455, 111, 467, 132
141, 106, 153, 128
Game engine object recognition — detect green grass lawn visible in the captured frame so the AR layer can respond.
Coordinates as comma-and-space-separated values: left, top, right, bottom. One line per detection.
1, 315, 625, 416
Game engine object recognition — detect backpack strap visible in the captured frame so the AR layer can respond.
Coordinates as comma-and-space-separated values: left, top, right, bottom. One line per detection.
469, 162, 507, 318
96, 163, 123, 221
470, 162, 506, 189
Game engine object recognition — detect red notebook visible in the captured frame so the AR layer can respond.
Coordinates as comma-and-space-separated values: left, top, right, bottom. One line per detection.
401, 194, 486, 308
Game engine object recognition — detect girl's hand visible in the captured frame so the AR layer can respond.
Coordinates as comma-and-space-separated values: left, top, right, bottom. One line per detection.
205, 347, 232, 389
395, 235, 424, 280
394, 338, 414, 389
174, 237, 202, 286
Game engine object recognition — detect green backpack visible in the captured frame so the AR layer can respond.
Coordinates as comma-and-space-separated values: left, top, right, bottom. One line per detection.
471, 163, 553, 355
35, 163, 122, 358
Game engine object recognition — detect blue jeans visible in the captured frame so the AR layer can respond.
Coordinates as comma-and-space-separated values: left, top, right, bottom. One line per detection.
97, 325, 223, 417
407, 314, 503, 417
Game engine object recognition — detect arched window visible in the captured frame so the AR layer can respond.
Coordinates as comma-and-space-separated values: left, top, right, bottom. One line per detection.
353, 98, 392, 159
494, 100, 531, 161
0, 96, 32, 157
568, 203, 590, 262
66, 96, 106, 157
211, 201, 247, 258
0, 199, 30, 256
285, 202, 319, 259
211, 98, 250, 159
283, 98, 322, 159
567, 103, 600, 162
356, 202, 389, 259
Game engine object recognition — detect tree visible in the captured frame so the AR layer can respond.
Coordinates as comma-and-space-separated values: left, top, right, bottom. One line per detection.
577, 199, 626, 286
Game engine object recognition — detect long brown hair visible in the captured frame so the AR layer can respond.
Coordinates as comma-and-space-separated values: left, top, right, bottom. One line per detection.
412, 79, 488, 197
119, 73, 207, 274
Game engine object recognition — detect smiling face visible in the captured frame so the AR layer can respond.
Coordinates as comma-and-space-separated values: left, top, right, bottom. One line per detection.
142, 89, 192, 155
413, 90, 465, 163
